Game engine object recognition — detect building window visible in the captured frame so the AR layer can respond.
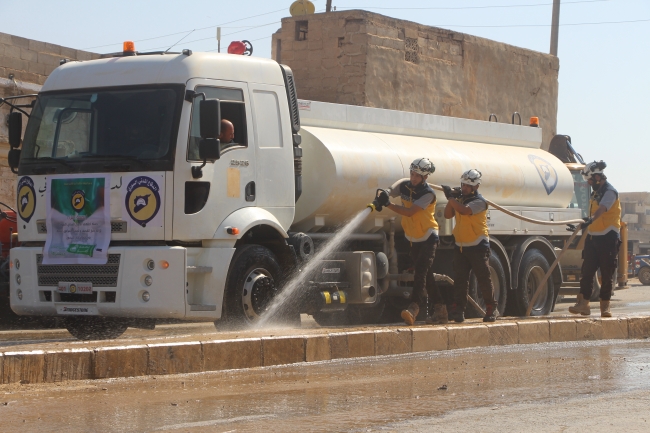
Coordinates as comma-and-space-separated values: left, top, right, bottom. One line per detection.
405, 37, 419, 64
296, 21, 308, 41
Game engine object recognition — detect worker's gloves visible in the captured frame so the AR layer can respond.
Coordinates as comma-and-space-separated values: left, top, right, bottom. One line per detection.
368, 188, 390, 212
580, 217, 594, 229
566, 224, 577, 233
442, 185, 462, 200
376, 189, 390, 207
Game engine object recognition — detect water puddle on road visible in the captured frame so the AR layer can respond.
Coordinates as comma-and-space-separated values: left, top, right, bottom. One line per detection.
3, 340, 650, 432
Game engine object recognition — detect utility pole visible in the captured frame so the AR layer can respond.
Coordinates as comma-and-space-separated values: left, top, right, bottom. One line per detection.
550, 0, 561, 56
326, 0, 332, 12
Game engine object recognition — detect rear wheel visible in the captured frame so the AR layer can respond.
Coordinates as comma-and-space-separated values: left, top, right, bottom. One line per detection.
64, 317, 128, 340
639, 267, 650, 286
466, 250, 507, 318
511, 249, 554, 316
220, 245, 299, 329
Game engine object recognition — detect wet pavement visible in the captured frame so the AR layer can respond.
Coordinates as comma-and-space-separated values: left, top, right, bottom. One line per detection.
0, 278, 648, 351
1, 339, 649, 432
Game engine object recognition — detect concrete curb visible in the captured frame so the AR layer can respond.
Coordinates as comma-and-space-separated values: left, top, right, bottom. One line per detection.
1, 316, 649, 385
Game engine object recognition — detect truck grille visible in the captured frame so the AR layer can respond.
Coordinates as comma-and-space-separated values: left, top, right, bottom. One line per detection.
36, 220, 127, 234
36, 254, 121, 287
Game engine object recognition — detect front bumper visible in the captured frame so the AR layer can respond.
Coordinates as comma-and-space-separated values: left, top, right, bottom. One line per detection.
10, 246, 187, 318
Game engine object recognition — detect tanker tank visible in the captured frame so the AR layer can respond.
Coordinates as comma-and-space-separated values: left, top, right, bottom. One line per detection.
292, 101, 574, 233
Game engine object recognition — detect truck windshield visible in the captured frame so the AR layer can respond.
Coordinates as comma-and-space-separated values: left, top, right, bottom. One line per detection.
568, 170, 590, 218
20, 86, 183, 174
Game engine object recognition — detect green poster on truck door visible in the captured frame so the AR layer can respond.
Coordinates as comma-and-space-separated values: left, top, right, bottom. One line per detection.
43, 174, 111, 264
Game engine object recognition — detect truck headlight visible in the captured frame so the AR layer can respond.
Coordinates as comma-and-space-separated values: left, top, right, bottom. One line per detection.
16, 288, 23, 300
15, 274, 21, 285
142, 291, 150, 302
144, 275, 153, 286
146, 259, 155, 271
14, 259, 20, 270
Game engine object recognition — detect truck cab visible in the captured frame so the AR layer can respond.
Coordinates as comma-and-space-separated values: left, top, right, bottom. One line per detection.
8, 50, 302, 338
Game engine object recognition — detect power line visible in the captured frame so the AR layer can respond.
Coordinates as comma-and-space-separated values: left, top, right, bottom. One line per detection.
430, 17, 650, 28
81, 6, 292, 50
337, 0, 612, 11
140, 21, 282, 52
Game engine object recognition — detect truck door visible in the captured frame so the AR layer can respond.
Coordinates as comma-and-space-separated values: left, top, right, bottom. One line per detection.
249, 84, 295, 222
173, 80, 256, 240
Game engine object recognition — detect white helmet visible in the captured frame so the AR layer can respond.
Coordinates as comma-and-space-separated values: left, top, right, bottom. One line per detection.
460, 169, 482, 186
581, 160, 606, 181
410, 158, 435, 176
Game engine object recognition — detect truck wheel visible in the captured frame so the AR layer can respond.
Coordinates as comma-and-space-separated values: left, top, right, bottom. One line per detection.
511, 249, 554, 316
466, 250, 507, 318
221, 245, 298, 329
64, 317, 128, 340
639, 267, 650, 286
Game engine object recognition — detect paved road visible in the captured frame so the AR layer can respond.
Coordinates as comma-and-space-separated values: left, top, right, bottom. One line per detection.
1, 338, 649, 432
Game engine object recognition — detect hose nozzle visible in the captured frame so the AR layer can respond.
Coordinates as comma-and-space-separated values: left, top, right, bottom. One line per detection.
367, 202, 377, 212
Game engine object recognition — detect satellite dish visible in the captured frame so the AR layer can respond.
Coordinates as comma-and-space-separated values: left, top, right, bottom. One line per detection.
290, 0, 315, 17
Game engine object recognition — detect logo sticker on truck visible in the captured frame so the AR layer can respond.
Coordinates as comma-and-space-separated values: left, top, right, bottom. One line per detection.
528, 155, 558, 195
17, 176, 36, 223
124, 176, 162, 227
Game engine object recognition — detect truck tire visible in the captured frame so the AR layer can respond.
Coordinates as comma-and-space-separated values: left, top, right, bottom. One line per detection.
511, 249, 554, 316
466, 250, 508, 318
221, 244, 299, 329
639, 267, 650, 286
64, 317, 128, 340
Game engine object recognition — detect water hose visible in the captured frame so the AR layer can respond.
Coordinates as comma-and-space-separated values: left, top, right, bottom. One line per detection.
427, 183, 585, 226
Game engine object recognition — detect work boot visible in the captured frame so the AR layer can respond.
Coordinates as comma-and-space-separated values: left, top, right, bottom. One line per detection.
401, 303, 420, 326
600, 300, 612, 318
425, 304, 449, 325
449, 303, 465, 323
483, 304, 499, 323
568, 293, 591, 316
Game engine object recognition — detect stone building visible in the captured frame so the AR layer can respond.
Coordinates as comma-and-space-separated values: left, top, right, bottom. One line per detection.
272, 10, 559, 150
620, 192, 650, 254
0, 32, 99, 208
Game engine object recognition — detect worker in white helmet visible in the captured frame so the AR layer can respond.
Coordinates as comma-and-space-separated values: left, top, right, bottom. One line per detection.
569, 160, 621, 317
442, 169, 498, 323
370, 158, 446, 326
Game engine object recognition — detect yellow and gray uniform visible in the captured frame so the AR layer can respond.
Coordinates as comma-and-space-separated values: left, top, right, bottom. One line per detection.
588, 182, 621, 236
452, 193, 489, 248
389, 180, 439, 242
451, 191, 495, 311
580, 181, 622, 301
388, 179, 443, 311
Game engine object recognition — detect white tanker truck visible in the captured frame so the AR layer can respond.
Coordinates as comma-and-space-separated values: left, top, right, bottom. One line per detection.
5, 46, 592, 339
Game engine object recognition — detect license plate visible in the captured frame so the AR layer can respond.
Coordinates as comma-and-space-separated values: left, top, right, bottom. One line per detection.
57, 282, 93, 294
57, 305, 98, 315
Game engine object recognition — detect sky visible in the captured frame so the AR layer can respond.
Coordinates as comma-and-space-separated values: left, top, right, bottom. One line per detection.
1, 0, 648, 192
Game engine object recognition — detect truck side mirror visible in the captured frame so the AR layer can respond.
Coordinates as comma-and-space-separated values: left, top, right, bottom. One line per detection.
193, 99, 222, 179
8, 148, 21, 174
199, 99, 221, 139
8, 112, 22, 148
198, 138, 221, 161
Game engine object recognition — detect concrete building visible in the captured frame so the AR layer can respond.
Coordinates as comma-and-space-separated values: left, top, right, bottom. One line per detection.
620, 192, 650, 254
272, 10, 559, 150
0, 32, 99, 208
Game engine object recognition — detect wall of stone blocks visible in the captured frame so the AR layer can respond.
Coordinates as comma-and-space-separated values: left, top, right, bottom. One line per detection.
0, 32, 100, 208
272, 10, 559, 151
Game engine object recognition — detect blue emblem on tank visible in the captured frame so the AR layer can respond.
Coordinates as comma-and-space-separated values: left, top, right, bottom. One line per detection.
528, 155, 558, 195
